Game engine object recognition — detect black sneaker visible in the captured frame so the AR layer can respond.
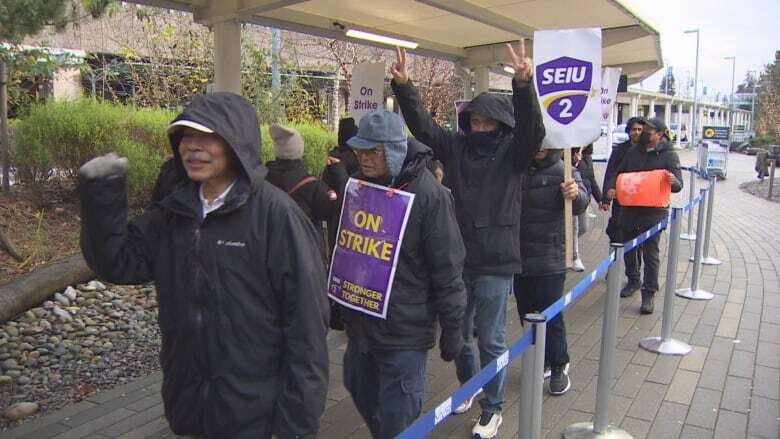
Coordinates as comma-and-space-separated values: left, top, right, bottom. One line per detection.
549, 365, 571, 395
640, 290, 655, 314
620, 280, 641, 298
472, 411, 502, 438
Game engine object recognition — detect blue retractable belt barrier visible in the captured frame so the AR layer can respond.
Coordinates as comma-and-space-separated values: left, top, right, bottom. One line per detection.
398, 169, 714, 438
397, 330, 534, 438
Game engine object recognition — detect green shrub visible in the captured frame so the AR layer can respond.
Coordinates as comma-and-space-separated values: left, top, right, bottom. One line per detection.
752, 134, 777, 147
12, 98, 337, 205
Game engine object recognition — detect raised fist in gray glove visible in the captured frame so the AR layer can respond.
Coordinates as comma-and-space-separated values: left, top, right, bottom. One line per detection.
79, 153, 129, 179
439, 327, 465, 362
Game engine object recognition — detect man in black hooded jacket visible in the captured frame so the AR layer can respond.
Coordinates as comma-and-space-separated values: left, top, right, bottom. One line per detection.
78, 93, 329, 439
605, 117, 683, 314
601, 117, 645, 293
389, 42, 544, 438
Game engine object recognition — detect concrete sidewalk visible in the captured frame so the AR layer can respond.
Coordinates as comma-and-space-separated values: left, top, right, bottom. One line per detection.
4, 150, 779, 439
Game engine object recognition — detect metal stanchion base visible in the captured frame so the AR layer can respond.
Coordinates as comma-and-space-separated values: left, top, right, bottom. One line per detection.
689, 255, 722, 265
675, 288, 714, 300
701, 256, 722, 265
639, 337, 692, 355
564, 422, 634, 439
680, 233, 696, 241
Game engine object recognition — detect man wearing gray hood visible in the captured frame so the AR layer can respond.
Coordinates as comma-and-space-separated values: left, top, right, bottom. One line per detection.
327, 109, 467, 439
78, 93, 329, 438
390, 42, 546, 438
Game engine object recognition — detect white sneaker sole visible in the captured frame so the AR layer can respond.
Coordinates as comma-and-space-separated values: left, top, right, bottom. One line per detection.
473, 415, 502, 439
453, 389, 483, 414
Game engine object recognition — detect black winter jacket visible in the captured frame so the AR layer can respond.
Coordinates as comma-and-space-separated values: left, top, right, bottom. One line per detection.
578, 146, 601, 203
602, 140, 633, 201
80, 93, 329, 439
329, 139, 467, 352
520, 151, 589, 276
266, 158, 333, 224
606, 139, 683, 227
391, 79, 545, 275
601, 140, 634, 242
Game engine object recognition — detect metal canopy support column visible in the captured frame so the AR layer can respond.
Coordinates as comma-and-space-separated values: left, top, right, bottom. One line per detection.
455, 62, 474, 101
675, 103, 683, 147
213, 19, 242, 94
474, 67, 490, 95
664, 101, 672, 129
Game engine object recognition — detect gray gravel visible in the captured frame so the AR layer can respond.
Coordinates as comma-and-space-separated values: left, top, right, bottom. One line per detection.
0, 281, 161, 431
740, 180, 780, 203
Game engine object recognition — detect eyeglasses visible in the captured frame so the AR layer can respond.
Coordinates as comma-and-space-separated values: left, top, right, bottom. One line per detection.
354, 147, 383, 157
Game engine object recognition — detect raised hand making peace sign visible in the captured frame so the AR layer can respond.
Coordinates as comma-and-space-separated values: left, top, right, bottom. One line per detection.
390, 47, 410, 85
506, 38, 533, 82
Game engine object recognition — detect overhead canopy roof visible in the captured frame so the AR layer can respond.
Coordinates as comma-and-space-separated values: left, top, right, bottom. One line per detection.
126, 0, 663, 83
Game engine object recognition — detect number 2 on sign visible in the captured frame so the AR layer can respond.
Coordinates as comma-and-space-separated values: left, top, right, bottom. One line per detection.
559, 98, 573, 118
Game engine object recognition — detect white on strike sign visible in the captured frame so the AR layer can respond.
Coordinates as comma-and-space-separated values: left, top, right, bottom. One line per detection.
350, 62, 385, 123
533, 28, 602, 149
593, 67, 623, 159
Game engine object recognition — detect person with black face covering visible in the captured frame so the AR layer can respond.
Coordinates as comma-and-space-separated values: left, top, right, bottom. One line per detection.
390, 41, 549, 439
605, 117, 683, 314
602, 117, 645, 292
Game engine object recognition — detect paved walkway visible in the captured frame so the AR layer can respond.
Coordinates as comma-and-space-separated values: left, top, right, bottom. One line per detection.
4, 150, 779, 439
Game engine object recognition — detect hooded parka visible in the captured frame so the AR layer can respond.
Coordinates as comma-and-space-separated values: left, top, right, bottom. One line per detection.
520, 151, 590, 276
391, 79, 545, 275
79, 93, 329, 439
328, 139, 467, 352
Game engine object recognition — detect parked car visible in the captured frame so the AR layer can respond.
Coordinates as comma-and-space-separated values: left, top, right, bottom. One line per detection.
613, 124, 629, 144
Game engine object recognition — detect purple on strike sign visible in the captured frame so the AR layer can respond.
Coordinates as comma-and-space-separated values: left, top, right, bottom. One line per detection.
535, 56, 593, 125
328, 178, 415, 319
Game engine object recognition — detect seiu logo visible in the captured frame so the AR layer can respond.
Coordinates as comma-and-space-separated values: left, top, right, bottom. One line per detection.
535, 56, 593, 125
540, 67, 588, 85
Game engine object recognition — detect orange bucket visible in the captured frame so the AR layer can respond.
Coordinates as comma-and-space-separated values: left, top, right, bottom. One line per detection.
616, 170, 671, 208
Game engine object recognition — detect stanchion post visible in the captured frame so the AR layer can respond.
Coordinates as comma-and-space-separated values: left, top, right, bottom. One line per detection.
768, 158, 776, 200
531, 314, 546, 439
678, 189, 714, 300
563, 245, 633, 439
681, 170, 697, 240
640, 208, 692, 355
700, 177, 722, 265
519, 313, 547, 439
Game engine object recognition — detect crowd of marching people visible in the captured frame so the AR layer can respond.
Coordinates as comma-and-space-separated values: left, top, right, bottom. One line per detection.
76, 41, 682, 439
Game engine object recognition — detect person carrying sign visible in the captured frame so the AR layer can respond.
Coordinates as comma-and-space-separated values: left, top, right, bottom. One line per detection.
602, 117, 646, 295
390, 41, 546, 438
515, 148, 588, 395
327, 109, 467, 439
78, 93, 330, 439
605, 117, 683, 314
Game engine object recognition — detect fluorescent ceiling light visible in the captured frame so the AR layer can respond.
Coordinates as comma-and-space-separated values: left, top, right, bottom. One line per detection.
503, 65, 515, 74
345, 29, 418, 49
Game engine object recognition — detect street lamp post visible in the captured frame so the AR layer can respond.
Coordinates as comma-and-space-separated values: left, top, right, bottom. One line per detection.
748, 70, 757, 133
724, 56, 736, 134
685, 29, 701, 149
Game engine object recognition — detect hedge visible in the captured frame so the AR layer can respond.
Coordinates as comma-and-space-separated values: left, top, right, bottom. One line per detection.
12, 98, 337, 206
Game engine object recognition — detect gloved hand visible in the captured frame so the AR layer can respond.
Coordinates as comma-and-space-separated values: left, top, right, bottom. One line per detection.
79, 153, 129, 180
439, 327, 464, 362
